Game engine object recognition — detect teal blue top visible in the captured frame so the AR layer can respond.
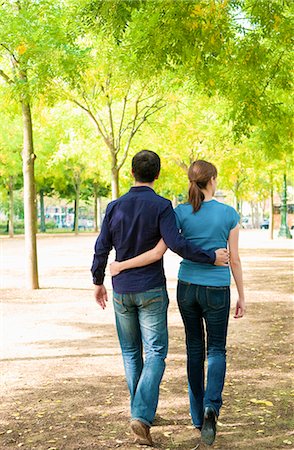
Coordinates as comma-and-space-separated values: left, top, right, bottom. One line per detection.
174, 200, 240, 287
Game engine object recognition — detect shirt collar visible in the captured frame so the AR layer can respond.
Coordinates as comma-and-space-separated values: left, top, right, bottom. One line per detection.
130, 186, 155, 192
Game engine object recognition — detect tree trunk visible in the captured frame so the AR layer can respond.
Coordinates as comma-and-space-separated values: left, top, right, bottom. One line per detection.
8, 176, 14, 238
235, 195, 241, 217
73, 199, 76, 232
22, 101, 39, 289
269, 185, 274, 240
250, 202, 254, 228
251, 202, 259, 228
111, 168, 119, 200
40, 189, 46, 232
94, 185, 98, 233
74, 184, 80, 235
97, 196, 102, 230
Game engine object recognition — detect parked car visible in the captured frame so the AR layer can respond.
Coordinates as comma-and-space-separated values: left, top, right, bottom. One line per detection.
241, 217, 252, 229
260, 219, 269, 229
78, 219, 94, 230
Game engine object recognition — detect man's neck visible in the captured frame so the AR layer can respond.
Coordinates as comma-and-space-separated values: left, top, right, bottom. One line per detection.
134, 181, 155, 189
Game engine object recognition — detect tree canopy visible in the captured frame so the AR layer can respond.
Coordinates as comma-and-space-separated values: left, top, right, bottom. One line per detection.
0, 0, 293, 286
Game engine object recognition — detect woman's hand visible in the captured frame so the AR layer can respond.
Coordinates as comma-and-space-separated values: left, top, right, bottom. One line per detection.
110, 261, 121, 276
234, 298, 245, 318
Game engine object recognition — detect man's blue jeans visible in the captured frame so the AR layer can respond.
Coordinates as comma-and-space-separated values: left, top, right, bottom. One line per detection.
177, 280, 230, 428
113, 286, 169, 427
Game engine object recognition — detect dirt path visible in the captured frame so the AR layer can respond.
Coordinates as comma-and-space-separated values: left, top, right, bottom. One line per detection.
0, 232, 293, 449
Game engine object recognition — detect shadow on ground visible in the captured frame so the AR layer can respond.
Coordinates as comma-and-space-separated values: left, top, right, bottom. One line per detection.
1, 245, 293, 449
1, 299, 293, 450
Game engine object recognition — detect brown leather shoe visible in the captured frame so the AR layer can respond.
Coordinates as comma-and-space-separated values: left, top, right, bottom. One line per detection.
131, 419, 153, 446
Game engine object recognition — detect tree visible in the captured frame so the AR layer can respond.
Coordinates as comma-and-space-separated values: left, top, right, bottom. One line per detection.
81, 169, 110, 232
60, 33, 165, 199
0, 112, 23, 237
49, 138, 87, 235
0, 0, 86, 287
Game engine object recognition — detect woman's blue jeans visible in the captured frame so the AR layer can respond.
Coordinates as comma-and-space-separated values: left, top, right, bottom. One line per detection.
177, 280, 230, 428
113, 286, 169, 427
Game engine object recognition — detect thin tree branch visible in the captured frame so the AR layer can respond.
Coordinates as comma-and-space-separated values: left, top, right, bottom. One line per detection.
0, 68, 13, 84
83, 87, 110, 139
122, 98, 165, 135
106, 95, 115, 149
0, 43, 19, 64
260, 51, 285, 97
116, 92, 129, 152
117, 100, 166, 171
174, 159, 189, 173
72, 99, 111, 149
117, 96, 140, 171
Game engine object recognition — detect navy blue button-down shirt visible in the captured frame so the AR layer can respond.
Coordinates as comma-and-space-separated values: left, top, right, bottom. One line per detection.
91, 186, 216, 293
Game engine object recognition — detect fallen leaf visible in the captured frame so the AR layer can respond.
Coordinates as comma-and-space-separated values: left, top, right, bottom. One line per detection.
250, 399, 273, 407
164, 431, 173, 437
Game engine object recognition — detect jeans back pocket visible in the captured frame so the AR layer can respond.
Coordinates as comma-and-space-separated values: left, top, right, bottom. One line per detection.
177, 280, 192, 305
206, 286, 228, 310
113, 293, 128, 313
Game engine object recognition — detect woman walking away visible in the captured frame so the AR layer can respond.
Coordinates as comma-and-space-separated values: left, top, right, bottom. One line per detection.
110, 160, 245, 446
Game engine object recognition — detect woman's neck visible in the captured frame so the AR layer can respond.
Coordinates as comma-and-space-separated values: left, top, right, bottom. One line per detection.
202, 188, 214, 202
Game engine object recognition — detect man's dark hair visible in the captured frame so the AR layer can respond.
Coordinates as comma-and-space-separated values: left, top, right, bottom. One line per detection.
132, 150, 161, 182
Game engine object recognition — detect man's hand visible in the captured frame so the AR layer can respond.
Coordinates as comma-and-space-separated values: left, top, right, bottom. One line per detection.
214, 248, 229, 266
110, 261, 121, 277
94, 284, 108, 310
234, 298, 245, 318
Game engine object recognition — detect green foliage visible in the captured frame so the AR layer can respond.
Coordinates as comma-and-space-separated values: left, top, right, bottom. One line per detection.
0, 189, 24, 217
0, 0, 291, 214
0, 0, 88, 102
0, 111, 23, 194
221, 1, 293, 141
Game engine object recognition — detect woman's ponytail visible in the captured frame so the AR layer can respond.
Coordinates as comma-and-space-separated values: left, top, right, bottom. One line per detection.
188, 180, 205, 212
187, 160, 217, 213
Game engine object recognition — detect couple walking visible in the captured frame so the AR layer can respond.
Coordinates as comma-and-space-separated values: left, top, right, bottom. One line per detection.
91, 150, 245, 447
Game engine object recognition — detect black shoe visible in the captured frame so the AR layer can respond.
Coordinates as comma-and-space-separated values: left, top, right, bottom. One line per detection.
201, 406, 217, 445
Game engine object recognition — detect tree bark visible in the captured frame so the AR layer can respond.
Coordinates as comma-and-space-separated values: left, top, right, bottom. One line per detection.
8, 176, 14, 238
94, 185, 98, 233
22, 101, 39, 289
97, 196, 102, 230
74, 183, 80, 235
111, 167, 119, 200
40, 189, 46, 232
235, 196, 241, 217
250, 202, 259, 228
269, 185, 274, 240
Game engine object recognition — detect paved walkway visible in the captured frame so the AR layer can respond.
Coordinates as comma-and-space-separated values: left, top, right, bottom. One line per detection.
0, 230, 293, 449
